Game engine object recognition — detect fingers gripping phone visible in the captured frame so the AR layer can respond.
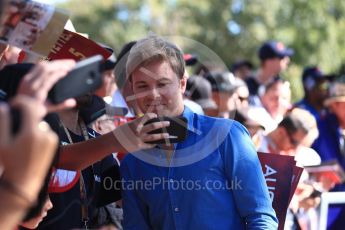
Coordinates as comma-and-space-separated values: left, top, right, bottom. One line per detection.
48, 55, 103, 104
144, 116, 188, 144
10, 55, 104, 134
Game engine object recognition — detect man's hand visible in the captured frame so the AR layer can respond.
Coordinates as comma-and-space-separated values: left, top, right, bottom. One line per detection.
17, 59, 76, 114
112, 113, 170, 153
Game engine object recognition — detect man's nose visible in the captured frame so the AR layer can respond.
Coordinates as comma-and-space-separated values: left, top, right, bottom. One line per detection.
148, 87, 160, 99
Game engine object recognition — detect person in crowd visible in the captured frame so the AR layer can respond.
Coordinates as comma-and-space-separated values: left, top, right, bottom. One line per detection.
111, 41, 138, 117
82, 95, 124, 229
256, 108, 322, 229
312, 80, 345, 229
205, 71, 248, 118
234, 78, 250, 110
182, 54, 208, 115
246, 40, 293, 105
37, 92, 122, 229
120, 35, 278, 229
185, 75, 217, 116
82, 95, 118, 134
94, 46, 117, 103
295, 66, 335, 121
257, 108, 315, 156
233, 106, 266, 149
231, 59, 254, 81
256, 77, 292, 133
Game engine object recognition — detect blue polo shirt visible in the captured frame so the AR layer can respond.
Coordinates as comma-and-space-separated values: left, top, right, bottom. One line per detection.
120, 107, 278, 229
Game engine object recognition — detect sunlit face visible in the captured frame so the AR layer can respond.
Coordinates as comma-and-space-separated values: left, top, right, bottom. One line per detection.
131, 60, 186, 116
261, 81, 291, 119
264, 56, 290, 75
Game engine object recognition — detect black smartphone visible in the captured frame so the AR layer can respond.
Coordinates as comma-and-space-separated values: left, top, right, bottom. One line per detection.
48, 55, 103, 104
144, 116, 188, 144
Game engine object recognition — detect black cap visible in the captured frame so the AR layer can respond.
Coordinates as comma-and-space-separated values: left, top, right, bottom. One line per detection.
258, 41, 294, 61
186, 75, 217, 110
183, 53, 198, 66
79, 95, 128, 124
231, 60, 254, 73
302, 66, 335, 83
99, 46, 117, 71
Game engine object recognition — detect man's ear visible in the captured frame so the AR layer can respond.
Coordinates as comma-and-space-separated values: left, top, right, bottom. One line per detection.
93, 120, 102, 133
180, 76, 187, 93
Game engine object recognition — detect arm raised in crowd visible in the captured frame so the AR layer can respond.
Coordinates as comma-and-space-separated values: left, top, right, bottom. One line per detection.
0, 96, 58, 230
57, 113, 170, 170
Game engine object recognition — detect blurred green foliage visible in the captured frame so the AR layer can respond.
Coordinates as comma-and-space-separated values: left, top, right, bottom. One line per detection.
59, 0, 345, 102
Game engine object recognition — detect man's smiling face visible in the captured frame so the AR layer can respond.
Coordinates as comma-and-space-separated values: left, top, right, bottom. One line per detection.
131, 59, 186, 116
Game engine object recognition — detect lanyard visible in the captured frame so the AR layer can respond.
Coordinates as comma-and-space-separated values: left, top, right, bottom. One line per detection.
61, 118, 90, 229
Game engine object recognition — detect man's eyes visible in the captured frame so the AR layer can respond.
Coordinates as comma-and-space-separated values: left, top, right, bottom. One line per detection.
137, 85, 147, 89
158, 83, 168, 87
136, 82, 170, 89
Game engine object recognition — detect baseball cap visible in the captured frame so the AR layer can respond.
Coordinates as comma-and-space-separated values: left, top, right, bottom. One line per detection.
231, 60, 254, 73
205, 71, 245, 94
183, 53, 198, 66
79, 95, 128, 124
302, 66, 335, 83
185, 75, 217, 110
99, 45, 117, 71
324, 81, 345, 106
258, 41, 294, 61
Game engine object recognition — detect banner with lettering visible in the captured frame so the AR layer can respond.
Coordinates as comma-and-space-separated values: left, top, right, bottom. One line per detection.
258, 152, 303, 230
0, 0, 68, 56
47, 29, 111, 61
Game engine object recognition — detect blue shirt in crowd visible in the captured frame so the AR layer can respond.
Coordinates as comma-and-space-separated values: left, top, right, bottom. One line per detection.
312, 113, 345, 229
120, 107, 278, 230
294, 98, 327, 121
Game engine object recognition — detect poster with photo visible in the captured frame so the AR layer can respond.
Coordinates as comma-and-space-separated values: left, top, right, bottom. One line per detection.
0, 0, 68, 56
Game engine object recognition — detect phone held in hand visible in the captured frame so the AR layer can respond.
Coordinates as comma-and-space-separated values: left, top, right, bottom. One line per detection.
48, 55, 103, 104
144, 116, 188, 144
